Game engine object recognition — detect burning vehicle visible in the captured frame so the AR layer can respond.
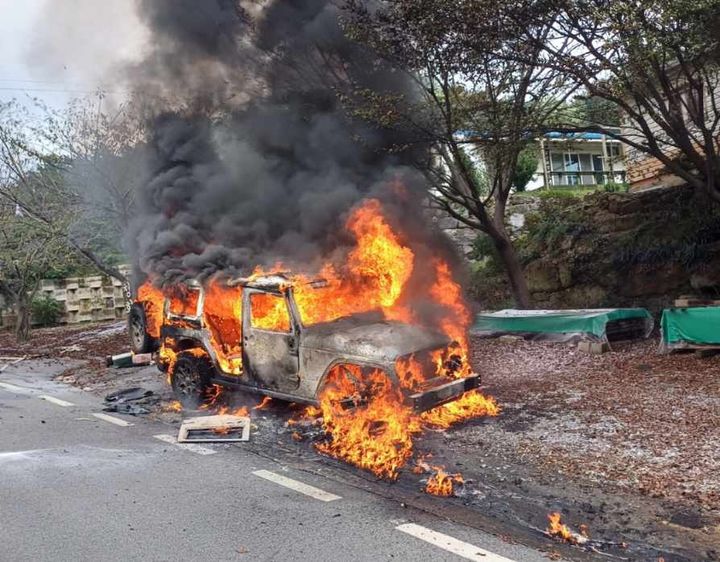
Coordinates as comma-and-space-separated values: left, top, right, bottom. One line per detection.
129, 272, 479, 412
129, 198, 498, 480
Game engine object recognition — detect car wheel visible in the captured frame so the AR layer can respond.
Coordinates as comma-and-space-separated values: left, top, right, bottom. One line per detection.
128, 304, 154, 354
171, 352, 213, 409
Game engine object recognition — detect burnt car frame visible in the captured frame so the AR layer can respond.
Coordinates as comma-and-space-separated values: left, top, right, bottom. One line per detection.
129, 274, 479, 411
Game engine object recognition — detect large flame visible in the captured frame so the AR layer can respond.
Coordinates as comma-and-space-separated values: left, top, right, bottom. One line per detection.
203, 281, 243, 375
313, 364, 422, 479
137, 281, 164, 338
283, 198, 415, 326
136, 197, 499, 481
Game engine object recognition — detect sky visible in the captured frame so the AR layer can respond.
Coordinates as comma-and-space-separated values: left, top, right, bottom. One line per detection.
0, 0, 146, 110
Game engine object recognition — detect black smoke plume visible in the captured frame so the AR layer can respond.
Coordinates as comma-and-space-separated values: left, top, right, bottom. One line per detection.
126, 0, 457, 290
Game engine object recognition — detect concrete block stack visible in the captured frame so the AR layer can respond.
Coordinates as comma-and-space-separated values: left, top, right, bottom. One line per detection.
1, 268, 131, 328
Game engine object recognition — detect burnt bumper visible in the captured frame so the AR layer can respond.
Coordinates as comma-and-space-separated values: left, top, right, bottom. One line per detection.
409, 374, 480, 412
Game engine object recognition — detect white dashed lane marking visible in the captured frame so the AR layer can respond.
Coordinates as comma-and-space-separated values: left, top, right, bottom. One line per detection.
396, 523, 517, 562
40, 395, 75, 407
0, 382, 34, 394
92, 413, 134, 427
252, 469, 341, 502
154, 434, 217, 455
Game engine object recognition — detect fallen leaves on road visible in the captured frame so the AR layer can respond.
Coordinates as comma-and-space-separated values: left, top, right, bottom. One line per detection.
464, 337, 720, 510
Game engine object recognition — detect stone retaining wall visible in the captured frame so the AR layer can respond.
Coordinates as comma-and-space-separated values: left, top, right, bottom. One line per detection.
425, 199, 476, 257
519, 186, 720, 312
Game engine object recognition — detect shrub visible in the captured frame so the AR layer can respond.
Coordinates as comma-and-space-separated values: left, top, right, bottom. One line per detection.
602, 181, 629, 193
515, 187, 595, 199
31, 295, 63, 326
522, 200, 589, 249
470, 233, 504, 275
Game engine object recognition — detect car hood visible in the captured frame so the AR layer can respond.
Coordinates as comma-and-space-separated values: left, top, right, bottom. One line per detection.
301, 314, 450, 364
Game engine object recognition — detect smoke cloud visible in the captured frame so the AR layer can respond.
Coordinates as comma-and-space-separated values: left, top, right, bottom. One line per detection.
123, 0, 460, 294
24, 0, 147, 94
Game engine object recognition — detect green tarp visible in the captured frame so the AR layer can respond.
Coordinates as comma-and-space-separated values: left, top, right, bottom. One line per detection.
472, 308, 653, 340
661, 307, 720, 346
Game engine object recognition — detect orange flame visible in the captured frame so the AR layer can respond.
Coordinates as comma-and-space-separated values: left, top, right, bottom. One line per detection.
314, 365, 422, 480
547, 512, 589, 545
161, 400, 183, 412
425, 467, 464, 496
203, 280, 243, 375
421, 390, 500, 429
253, 396, 273, 410
201, 383, 224, 410
276, 198, 415, 328
137, 196, 499, 481
216, 405, 249, 417
137, 281, 165, 338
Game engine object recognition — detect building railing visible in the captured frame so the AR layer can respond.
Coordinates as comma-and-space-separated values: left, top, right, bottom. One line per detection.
545, 170, 627, 187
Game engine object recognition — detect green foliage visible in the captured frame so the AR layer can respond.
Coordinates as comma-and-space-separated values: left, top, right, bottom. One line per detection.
0, 202, 75, 339
548, 0, 720, 200
602, 181, 629, 193
512, 147, 539, 192
514, 187, 597, 199
520, 198, 591, 252
459, 147, 488, 195
570, 96, 621, 127
467, 242, 513, 306
0, 209, 71, 295
0, 99, 133, 284
31, 295, 63, 327
470, 233, 503, 274
42, 257, 100, 280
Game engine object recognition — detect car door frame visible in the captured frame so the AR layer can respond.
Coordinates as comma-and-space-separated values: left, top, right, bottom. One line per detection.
242, 288, 301, 391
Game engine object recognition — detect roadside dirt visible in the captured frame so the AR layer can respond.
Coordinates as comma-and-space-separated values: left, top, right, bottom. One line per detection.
3, 322, 718, 560
467, 336, 720, 513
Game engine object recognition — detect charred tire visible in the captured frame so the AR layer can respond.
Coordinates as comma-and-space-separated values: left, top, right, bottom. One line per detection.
128, 304, 154, 354
171, 352, 213, 409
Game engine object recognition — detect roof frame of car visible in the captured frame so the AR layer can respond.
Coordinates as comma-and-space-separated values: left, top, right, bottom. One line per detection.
167, 273, 327, 293
226, 273, 327, 292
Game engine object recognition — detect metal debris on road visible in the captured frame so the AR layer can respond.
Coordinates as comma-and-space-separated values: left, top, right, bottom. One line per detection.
103, 387, 159, 415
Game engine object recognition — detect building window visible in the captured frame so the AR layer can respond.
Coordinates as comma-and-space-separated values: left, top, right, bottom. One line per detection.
592, 155, 606, 184
607, 143, 622, 158
550, 151, 605, 186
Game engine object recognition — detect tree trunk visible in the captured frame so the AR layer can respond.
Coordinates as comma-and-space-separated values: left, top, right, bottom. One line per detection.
707, 168, 720, 204
14, 296, 31, 342
489, 229, 532, 309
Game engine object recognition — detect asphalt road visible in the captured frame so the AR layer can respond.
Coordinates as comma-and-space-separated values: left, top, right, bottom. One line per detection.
0, 363, 556, 562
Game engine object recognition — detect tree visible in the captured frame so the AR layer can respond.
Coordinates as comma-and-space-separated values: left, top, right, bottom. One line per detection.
0, 203, 71, 341
513, 147, 540, 192
570, 95, 621, 128
536, 0, 720, 201
0, 98, 145, 285
344, 0, 577, 307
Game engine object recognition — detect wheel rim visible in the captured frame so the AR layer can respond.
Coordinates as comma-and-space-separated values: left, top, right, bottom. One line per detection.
174, 361, 200, 400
